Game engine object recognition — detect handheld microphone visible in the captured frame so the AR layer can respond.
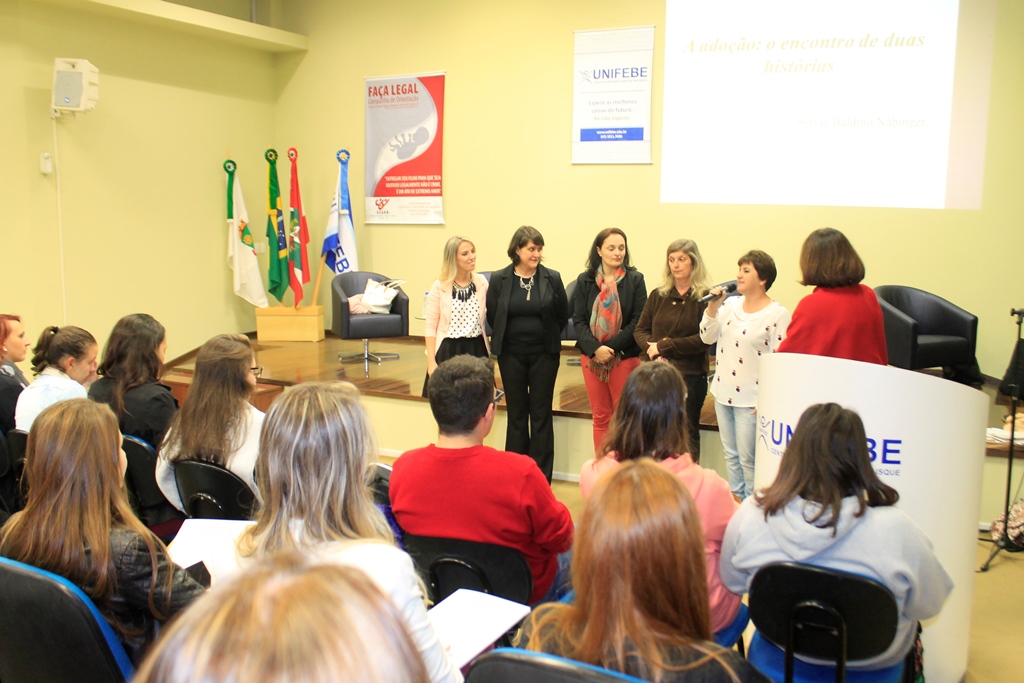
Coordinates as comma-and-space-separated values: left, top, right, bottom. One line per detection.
698, 281, 737, 304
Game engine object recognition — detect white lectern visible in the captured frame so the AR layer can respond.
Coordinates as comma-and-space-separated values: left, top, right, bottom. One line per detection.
755, 353, 987, 683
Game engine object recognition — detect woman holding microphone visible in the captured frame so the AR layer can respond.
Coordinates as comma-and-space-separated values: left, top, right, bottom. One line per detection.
699, 250, 789, 500
422, 236, 489, 396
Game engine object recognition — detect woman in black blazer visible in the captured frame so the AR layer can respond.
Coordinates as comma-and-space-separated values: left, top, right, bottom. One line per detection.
487, 225, 568, 482
572, 228, 647, 455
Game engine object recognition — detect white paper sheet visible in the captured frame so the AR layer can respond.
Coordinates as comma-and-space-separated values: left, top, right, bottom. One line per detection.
427, 589, 531, 668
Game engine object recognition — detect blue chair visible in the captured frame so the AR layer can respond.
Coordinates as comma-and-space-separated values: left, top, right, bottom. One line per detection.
747, 562, 904, 683
466, 648, 646, 683
0, 556, 135, 683
713, 601, 749, 656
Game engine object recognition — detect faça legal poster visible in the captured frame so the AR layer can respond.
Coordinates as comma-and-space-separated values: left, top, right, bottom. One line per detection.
572, 26, 654, 164
365, 72, 445, 224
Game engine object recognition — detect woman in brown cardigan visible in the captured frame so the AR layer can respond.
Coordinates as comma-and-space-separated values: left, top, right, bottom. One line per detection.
634, 239, 712, 462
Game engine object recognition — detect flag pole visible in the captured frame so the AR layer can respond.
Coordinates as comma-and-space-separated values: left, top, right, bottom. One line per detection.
312, 253, 327, 305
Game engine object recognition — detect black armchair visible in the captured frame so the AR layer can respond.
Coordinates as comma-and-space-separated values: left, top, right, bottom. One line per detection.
331, 271, 409, 366
0, 557, 135, 683
874, 285, 981, 385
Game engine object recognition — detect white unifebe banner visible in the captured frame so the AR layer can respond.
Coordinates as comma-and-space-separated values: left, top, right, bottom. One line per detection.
572, 26, 654, 164
755, 353, 987, 683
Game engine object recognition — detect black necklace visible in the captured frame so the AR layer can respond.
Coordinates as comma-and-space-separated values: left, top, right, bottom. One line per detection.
452, 280, 476, 301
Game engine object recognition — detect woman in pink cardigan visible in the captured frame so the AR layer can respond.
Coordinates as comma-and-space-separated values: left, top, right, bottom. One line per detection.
422, 235, 489, 397
579, 361, 741, 634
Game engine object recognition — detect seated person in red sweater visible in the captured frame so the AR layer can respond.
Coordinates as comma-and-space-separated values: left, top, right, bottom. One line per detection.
390, 354, 575, 605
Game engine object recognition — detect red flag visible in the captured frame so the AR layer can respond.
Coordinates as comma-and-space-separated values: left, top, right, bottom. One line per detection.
287, 147, 310, 305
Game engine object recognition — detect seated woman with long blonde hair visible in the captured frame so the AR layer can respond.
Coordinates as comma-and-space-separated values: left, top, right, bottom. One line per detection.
134, 553, 430, 683
233, 382, 461, 683
522, 460, 767, 683
0, 399, 204, 664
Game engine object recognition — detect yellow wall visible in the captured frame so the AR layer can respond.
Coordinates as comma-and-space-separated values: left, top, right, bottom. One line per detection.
4, 0, 1020, 371
273, 0, 1024, 379
2, 0, 278, 361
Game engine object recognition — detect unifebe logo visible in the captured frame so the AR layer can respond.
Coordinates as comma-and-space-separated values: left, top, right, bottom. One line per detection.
758, 413, 793, 458
758, 411, 905, 478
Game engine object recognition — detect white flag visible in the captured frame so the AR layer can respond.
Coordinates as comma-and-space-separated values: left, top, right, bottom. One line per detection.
225, 161, 269, 308
321, 149, 359, 274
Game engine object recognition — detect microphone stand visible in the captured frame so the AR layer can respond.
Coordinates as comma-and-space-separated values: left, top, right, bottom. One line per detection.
980, 307, 1024, 572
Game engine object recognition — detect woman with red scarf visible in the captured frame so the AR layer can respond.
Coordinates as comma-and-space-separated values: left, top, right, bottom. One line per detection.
572, 228, 647, 454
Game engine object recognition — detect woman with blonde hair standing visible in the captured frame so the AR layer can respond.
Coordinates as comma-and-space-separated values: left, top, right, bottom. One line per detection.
422, 235, 489, 397
523, 460, 766, 683
233, 381, 461, 683
156, 334, 264, 512
133, 553, 429, 683
0, 399, 203, 664
634, 239, 713, 461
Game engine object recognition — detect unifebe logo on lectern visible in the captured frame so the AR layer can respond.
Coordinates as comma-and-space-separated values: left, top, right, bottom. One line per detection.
758, 412, 905, 479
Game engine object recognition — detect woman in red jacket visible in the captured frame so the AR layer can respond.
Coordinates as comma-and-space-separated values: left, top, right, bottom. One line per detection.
778, 227, 887, 365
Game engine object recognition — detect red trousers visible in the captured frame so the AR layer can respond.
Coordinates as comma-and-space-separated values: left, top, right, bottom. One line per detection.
580, 355, 641, 455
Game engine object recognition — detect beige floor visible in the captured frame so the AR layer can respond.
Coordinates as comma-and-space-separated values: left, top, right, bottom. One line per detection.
551, 480, 1024, 682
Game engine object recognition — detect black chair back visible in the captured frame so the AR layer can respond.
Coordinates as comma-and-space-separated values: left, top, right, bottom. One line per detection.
478, 271, 493, 337
174, 460, 256, 520
371, 462, 392, 507
402, 533, 533, 604
749, 561, 899, 681
466, 648, 646, 683
6, 428, 27, 485
0, 556, 135, 683
563, 279, 578, 341
121, 436, 185, 528
0, 431, 19, 515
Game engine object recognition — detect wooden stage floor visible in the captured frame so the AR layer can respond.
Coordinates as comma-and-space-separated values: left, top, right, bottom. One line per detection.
164, 334, 720, 427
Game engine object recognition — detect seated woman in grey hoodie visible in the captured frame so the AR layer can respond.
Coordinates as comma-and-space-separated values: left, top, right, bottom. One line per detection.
720, 403, 952, 672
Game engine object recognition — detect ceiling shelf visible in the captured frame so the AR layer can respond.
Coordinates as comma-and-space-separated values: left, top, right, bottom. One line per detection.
35, 0, 308, 53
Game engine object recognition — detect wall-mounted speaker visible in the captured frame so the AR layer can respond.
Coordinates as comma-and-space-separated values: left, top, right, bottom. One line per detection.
52, 58, 99, 112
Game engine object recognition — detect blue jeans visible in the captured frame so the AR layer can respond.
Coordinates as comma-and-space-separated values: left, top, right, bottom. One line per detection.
536, 549, 573, 605
715, 402, 758, 499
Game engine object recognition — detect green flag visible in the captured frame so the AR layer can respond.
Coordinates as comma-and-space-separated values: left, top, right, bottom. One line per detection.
265, 148, 289, 302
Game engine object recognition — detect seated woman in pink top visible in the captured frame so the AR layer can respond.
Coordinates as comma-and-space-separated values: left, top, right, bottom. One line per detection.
579, 362, 740, 634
